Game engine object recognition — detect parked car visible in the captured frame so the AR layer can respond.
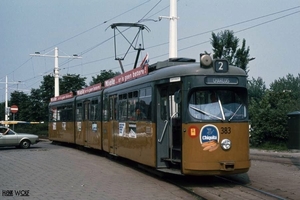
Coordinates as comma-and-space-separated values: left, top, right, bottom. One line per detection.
0, 126, 39, 149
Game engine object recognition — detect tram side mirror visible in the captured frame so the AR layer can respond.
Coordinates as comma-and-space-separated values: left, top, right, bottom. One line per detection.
174, 90, 181, 103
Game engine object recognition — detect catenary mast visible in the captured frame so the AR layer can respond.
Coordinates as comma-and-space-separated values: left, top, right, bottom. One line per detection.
169, 0, 178, 58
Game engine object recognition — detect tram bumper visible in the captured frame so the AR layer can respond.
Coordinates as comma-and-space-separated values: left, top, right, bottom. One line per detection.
182, 160, 250, 175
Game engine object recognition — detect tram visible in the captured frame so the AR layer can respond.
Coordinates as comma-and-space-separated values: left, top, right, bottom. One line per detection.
49, 54, 250, 176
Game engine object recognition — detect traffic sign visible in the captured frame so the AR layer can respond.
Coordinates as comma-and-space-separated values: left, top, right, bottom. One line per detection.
10, 105, 18, 113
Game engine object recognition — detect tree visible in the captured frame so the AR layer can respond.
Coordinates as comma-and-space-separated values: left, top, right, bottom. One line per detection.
40, 75, 55, 103
10, 91, 30, 121
60, 74, 87, 94
39, 74, 86, 103
211, 30, 251, 73
247, 77, 267, 103
28, 88, 48, 122
249, 74, 300, 147
0, 102, 5, 121
90, 70, 120, 86
249, 90, 296, 146
270, 73, 300, 105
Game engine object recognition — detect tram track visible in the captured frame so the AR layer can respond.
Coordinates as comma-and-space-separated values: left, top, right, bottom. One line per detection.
136, 164, 292, 199
215, 175, 286, 200
166, 151, 300, 200
127, 150, 300, 199
56, 142, 299, 199
163, 173, 286, 200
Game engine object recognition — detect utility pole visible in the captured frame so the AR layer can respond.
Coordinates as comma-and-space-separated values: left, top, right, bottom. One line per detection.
0, 76, 20, 123
30, 47, 82, 97
159, 0, 178, 58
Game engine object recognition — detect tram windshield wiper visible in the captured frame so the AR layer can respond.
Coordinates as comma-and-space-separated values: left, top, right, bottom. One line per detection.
217, 99, 225, 121
189, 106, 223, 121
228, 104, 243, 122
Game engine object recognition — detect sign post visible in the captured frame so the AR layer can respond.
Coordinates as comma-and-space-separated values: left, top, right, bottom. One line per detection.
10, 105, 18, 114
10, 105, 18, 130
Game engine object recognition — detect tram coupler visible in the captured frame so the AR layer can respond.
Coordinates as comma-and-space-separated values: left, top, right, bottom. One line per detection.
220, 161, 235, 171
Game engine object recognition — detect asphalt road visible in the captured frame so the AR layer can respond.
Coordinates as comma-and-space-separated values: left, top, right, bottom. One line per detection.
0, 140, 197, 200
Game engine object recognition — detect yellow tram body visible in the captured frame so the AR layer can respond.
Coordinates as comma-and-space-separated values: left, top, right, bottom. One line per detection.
48, 55, 251, 176
102, 121, 156, 167
182, 122, 250, 175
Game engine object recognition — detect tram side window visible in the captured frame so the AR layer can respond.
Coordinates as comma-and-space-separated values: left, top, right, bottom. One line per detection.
76, 103, 83, 121
118, 94, 128, 121
105, 95, 117, 121
84, 103, 89, 120
50, 108, 58, 122
139, 87, 152, 121
58, 105, 73, 121
128, 91, 139, 121
160, 89, 168, 120
117, 89, 152, 121
90, 99, 99, 121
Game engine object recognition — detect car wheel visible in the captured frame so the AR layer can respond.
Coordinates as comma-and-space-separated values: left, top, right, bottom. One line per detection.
19, 140, 31, 149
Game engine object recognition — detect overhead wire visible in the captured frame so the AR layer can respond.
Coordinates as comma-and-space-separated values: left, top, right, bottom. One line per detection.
7, 0, 154, 91
4, 3, 300, 94
0, 57, 32, 82
49, 5, 300, 77
59, 0, 164, 70
57, 0, 163, 71
40, 0, 152, 53
178, 5, 300, 41
1, 0, 171, 87
3, 1, 152, 82
177, 9, 300, 54
72, 5, 300, 76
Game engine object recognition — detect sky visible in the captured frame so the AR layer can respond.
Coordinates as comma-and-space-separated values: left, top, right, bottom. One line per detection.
1, 0, 300, 102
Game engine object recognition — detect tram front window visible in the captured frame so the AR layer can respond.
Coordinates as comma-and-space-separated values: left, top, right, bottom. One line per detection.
189, 89, 247, 121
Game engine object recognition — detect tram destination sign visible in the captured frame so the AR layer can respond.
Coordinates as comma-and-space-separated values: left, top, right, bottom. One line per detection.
205, 77, 238, 85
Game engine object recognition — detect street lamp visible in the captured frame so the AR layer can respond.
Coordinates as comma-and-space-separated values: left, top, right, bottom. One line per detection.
30, 47, 82, 97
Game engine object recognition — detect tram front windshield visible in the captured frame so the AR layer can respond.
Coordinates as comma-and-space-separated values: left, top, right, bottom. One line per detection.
189, 89, 247, 121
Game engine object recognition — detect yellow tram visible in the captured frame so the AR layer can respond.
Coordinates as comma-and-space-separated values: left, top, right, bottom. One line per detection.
49, 54, 250, 176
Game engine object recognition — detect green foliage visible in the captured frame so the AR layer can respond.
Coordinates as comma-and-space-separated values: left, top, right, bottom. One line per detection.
3, 73, 87, 127
60, 74, 87, 94
28, 88, 48, 122
40, 75, 55, 103
250, 91, 292, 146
13, 122, 48, 137
249, 74, 300, 147
247, 77, 267, 104
90, 70, 120, 86
270, 73, 300, 105
0, 102, 6, 121
10, 91, 31, 121
211, 30, 251, 74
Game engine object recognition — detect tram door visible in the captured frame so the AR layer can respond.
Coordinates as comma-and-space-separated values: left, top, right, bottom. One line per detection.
156, 83, 182, 168
109, 95, 118, 155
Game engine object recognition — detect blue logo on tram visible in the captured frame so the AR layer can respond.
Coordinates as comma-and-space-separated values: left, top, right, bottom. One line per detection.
200, 124, 219, 144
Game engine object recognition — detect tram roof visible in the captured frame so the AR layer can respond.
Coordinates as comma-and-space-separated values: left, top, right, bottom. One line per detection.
50, 57, 247, 102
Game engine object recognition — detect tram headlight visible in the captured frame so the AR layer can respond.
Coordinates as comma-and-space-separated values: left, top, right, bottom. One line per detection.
200, 53, 212, 68
220, 139, 231, 150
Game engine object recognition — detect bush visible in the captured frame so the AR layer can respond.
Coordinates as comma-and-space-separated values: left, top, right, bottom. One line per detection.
13, 122, 48, 138
249, 91, 295, 147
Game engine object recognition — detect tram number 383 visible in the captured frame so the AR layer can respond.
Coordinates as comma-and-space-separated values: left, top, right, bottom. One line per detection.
221, 127, 231, 134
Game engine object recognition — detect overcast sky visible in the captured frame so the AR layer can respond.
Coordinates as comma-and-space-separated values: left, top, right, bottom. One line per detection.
1, 0, 300, 102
